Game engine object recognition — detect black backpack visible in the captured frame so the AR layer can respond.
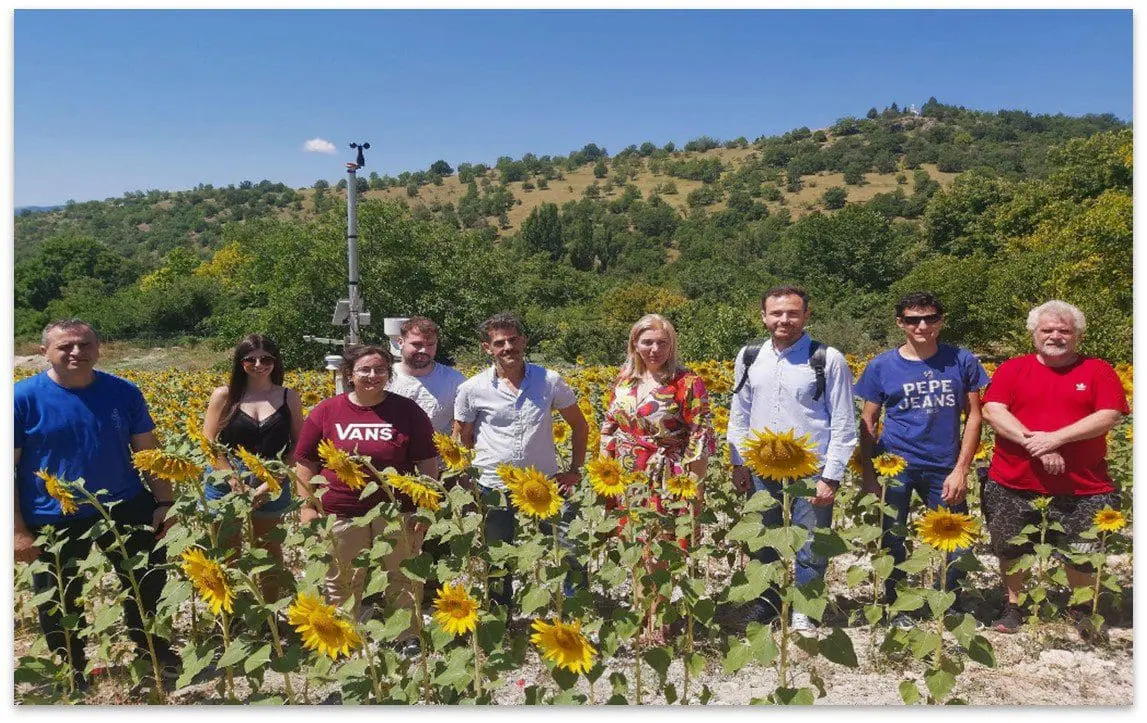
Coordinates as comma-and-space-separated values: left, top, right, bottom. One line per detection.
732, 338, 828, 400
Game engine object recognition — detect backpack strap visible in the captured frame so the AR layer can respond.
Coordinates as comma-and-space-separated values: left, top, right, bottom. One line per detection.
732, 338, 766, 395
809, 340, 828, 401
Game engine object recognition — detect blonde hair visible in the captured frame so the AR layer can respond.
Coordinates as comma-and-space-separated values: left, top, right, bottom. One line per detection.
619, 314, 684, 382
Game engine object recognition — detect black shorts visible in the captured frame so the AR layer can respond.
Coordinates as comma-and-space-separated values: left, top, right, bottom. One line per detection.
981, 478, 1118, 570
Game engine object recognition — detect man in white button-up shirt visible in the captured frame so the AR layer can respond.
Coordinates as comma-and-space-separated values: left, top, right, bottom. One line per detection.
727, 286, 858, 630
454, 312, 588, 610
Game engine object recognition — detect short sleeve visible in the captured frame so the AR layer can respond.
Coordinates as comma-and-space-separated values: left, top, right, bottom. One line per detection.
1091, 360, 1131, 414
551, 374, 577, 410
454, 382, 476, 424
406, 404, 438, 462
852, 355, 884, 404
127, 383, 157, 435
981, 358, 1019, 406
961, 348, 990, 392
293, 401, 327, 466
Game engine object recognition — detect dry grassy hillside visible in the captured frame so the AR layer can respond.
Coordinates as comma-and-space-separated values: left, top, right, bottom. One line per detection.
289, 145, 959, 234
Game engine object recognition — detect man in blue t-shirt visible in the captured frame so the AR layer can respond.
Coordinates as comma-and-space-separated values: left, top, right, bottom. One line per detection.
854, 292, 989, 613
14, 319, 180, 692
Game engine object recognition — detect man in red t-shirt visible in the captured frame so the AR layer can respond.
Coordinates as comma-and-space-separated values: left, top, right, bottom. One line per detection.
981, 300, 1128, 637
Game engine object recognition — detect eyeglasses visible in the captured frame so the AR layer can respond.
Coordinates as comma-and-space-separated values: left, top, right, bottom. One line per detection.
900, 313, 942, 326
242, 355, 276, 366
353, 367, 389, 377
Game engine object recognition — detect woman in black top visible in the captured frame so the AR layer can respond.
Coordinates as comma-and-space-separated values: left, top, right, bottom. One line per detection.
202, 335, 304, 599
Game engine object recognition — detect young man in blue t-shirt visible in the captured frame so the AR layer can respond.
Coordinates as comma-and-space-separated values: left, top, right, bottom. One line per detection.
854, 292, 989, 614
14, 319, 180, 692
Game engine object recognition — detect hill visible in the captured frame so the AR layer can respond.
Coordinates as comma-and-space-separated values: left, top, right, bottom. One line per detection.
12, 99, 1131, 366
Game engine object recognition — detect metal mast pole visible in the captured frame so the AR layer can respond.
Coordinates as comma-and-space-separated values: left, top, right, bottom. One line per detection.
345, 162, 361, 346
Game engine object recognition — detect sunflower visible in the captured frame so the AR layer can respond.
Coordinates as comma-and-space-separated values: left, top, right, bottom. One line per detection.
871, 452, 908, 478
233, 446, 282, 497
665, 473, 698, 500
1093, 507, 1127, 533
317, 439, 368, 491
553, 420, 572, 445
530, 618, 597, 675
847, 448, 864, 477
740, 428, 820, 482
186, 415, 219, 460
974, 438, 993, 462
387, 472, 443, 512
506, 466, 563, 520
496, 463, 526, 488
585, 456, 626, 498
432, 583, 480, 636
915, 508, 978, 553
433, 432, 474, 473
180, 548, 235, 616
287, 592, 363, 660
132, 448, 204, 485
35, 470, 79, 516
301, 391, 322, 407
711, 406, 729, 436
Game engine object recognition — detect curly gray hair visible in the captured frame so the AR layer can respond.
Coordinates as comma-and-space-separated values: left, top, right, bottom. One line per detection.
1026, 300, 1086, 334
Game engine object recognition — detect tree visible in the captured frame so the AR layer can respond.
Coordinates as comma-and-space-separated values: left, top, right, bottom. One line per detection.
822, 187, 847, 210
519, 203, 564, 261
429, 160, 454, 176
593, 158, 608, 179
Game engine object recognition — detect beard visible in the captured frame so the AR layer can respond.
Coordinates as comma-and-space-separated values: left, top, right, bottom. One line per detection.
405, 353, 433, 370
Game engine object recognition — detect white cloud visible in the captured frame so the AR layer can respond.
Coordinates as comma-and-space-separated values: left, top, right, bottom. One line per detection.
303, 138, 336, 154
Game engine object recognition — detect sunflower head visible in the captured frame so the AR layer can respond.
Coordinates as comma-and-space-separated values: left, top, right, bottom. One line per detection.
386, 472, 443, 512
530, 618, 597, 675
974, 438, 993, 462
133, 448, 204, 485
915, 508, 978, 553
317, 439, 368, 491
506, 466, 563, 520
186, 415, 219, 460
741, 428, 820, 482
234, 446, 282, 496
585, 456, 626, 499
871, 452, 908, 478
433, 432, 474, 473
552, 420, 572, 445
287, 592, 363, 659
496, 463, 526, 488
711, 406, 729, 435
180, 548, 235, 616
432, 583, 480, 637
665, 473, 698, 500
1093, 506, 1127, 533
35, 469, 80, 516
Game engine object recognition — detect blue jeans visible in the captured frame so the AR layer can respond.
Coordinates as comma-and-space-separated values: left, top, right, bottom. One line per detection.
750, 475, 834, 618
204, 460, 292, 518
881, 465, 969, 601
482, 490, 582, 610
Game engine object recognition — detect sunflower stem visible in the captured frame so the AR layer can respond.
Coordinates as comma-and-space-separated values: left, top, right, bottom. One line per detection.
47, 535, 79, 697
471, 628, 483, 700
220, 610, 236, 701
252, 582, 296, 705
1092, 532, 1107, 617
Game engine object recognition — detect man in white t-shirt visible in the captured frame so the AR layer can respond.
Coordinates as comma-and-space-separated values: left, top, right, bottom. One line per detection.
386, 316, 465, 435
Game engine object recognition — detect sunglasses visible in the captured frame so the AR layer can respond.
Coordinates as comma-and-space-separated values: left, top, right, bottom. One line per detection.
242, 355, 277, 366
900, 313, 942, 326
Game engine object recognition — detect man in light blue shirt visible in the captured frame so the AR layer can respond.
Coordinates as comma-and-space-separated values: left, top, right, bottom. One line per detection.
454, 312, 588, 610
727, 286, 858, 631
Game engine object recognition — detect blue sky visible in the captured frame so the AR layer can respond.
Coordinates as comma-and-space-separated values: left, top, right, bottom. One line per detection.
13, 8, 1133, 207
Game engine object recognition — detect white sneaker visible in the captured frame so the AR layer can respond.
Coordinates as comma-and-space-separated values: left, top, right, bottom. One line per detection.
790, 611, 815, 632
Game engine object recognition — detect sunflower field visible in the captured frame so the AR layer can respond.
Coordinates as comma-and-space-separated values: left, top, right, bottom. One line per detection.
12, 359, 1134, 705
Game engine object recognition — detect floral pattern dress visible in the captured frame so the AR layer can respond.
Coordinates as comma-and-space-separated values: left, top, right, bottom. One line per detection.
600, 369, 717, 485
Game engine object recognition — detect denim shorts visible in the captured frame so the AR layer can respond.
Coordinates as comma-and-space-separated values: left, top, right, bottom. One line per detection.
204, 460, 292, 518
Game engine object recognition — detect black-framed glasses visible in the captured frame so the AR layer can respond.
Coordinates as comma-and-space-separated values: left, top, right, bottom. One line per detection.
900, 313, 942, 326
242, 355, 276, 366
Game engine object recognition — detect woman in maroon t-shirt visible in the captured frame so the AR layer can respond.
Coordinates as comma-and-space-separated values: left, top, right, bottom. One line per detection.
294, 345, 438, 620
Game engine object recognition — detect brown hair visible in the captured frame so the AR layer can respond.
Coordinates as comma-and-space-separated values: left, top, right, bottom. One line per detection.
340, 345, 393, 390
761, 284, 809, 311
400, 316, 440, 339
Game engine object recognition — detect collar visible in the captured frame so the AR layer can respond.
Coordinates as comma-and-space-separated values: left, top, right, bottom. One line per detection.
766, 331, 810, 358
487, 362, 533, 387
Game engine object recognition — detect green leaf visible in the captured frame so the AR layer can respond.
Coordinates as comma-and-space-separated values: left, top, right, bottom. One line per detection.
925, 590, 956, 617
1068, 586, 1095, 605
819, 627, 858, 668
727, 516, 766, 547
520, 585, 551, 616
899, 679, 922, 704
90, 603, 122, 635
399, 553, 433, 583
723, 639, 753, 675
476, 614, 506, 654
686, 652, 706, 677
216, 639, 250, 669
888, 589, 926, 614
924, 668, 956, 702
772, 687, 815, 705
810, 528, 849, 558
551, 665, 579, 690
243, 643, 273, 674
872, 553, 895, 580
642, 646, 671, 683
896, 547, 933, 574
966, 635, 996, 668
663, 682, 678, 705
743, 490, 777, 513
378, 608, 412, 642
846, 565, 869, 587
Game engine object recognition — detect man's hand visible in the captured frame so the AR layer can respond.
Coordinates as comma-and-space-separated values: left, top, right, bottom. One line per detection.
554, 471, 580, 493
731, 465, 752, 494
1039, 452, 1066, 476
299, 506, 321, 525
1022, 430, 1063, 458
812, 478, 838, 507
152, 506, 175, 540
940, 468, 969, 506
15, 529, 40, 564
